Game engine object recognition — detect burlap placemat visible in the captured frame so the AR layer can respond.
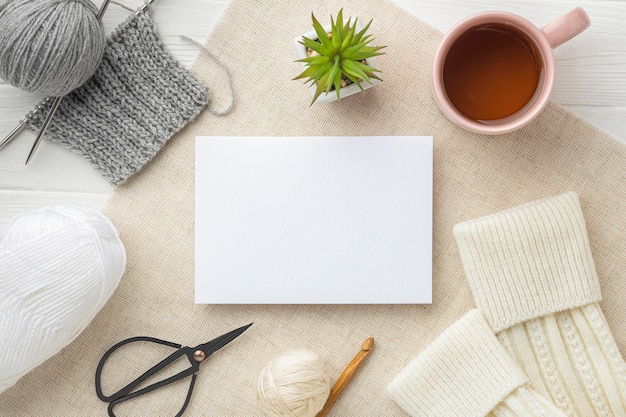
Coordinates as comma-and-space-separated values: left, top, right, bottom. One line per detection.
3, 0, 626, 415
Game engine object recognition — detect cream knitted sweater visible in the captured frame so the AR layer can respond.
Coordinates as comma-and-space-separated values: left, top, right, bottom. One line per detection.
454, 192, 626, 416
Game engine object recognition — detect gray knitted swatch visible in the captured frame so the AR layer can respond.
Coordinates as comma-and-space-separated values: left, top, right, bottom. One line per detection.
24, 11, 209, 185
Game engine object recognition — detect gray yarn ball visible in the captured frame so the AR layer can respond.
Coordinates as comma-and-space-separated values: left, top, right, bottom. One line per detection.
0, 0, 106, 96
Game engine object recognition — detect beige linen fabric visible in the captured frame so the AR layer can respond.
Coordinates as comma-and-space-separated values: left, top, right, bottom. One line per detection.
2, 0, 626, 416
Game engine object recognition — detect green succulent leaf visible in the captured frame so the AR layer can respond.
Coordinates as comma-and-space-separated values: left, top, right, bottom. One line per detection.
301, 37, 327, 55
326, 56, 341, 92
348, 51, 383, 61
362, 67, 383, 81
292, 65, 318, 81
362, 46, 386, 52
311, 73, 331, 105
330, 15, 341, 50
341, 19, 357, 50
312, 14, 332, 51
341, 59, 369, 81
340, 21, 351, 40
360, 34, 373, 45
296, 55, 331, 66
344, 72, 364, 91
334, 70, 343, 100
353, 20, 372, 44
336, 9, 344, 32
341, 42, 370, 59
309, 61, 333, 80
296, 10, 385, 104
353, 60, 380, 74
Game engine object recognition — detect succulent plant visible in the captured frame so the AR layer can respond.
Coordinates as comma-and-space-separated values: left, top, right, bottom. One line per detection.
294, 9, 385, 105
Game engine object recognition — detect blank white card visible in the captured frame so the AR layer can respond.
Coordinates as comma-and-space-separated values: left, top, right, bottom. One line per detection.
195, 136, 432, 304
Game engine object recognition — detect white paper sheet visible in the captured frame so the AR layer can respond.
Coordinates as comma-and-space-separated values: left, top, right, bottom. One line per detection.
195, 136, 432, 304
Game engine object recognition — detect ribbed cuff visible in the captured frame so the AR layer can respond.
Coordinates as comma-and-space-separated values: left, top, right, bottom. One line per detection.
387, 309, 527, 417
453, 192, 602, 332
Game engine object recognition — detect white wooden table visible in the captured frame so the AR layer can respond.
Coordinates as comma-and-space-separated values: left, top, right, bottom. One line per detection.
1, 0, 624, 228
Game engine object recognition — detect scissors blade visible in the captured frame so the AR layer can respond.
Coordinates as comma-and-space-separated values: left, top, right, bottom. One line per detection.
200, 323, 252, 356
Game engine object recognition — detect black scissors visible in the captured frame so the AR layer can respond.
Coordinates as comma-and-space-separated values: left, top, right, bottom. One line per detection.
95, 323, 252, 417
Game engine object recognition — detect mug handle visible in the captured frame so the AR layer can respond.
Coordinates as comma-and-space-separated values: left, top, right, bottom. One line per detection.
541, 7, 591, 49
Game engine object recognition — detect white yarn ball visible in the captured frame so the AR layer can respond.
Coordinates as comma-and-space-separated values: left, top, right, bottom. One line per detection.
0, 205, 126, 394
257, 349, 331, 417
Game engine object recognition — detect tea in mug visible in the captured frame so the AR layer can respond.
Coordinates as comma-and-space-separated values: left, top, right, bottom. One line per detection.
442, 23, 543, 122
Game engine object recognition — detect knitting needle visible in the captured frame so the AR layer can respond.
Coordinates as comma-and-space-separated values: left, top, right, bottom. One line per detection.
24, 0, 113, 165
0, 97, 54, 150
315, 337, 374, 417
24, 97, 61, 164
137, 0, 157, 14
0, 125, 24, 150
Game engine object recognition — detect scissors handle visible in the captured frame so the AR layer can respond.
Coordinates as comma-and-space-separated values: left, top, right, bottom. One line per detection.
107, 373, 197, 417
95, 336, 200, 411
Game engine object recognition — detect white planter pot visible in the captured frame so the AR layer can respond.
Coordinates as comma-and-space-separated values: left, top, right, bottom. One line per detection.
293, 21, 381, 104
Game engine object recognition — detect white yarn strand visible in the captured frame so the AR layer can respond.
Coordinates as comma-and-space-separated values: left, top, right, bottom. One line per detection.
0, 205, 126, 394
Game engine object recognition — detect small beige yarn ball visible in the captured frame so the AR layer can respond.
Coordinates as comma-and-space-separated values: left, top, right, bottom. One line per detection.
257, 349, 331, 417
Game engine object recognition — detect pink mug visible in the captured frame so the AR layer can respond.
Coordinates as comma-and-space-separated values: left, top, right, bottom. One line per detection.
432, 8, 590, 135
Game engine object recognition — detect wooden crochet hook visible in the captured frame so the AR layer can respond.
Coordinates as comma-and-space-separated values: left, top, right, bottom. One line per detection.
315, 337, 374, 417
